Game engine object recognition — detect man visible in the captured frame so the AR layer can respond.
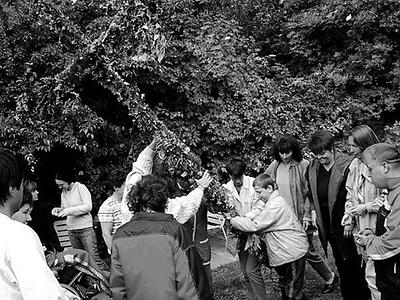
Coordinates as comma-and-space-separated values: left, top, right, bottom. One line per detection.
223, 157, 267, 300
355, 143, 400, 300
307, 130, 369, 300
0, 149, 66, 299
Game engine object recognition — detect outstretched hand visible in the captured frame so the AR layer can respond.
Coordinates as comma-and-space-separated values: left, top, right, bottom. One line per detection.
195, 170, 213, 189
149, 136, 161, 151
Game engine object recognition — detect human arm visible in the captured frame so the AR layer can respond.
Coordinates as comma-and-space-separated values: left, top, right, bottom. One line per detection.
100, 222, 113, 251
120, 139, 158, 224
231, 204, 281, 233
244, 200, 265, 220
166, 171, 212, 224
59, 184, 92, 217
9, 227, 66, 299
109, 243, 127, 300
363, 198, 400, 259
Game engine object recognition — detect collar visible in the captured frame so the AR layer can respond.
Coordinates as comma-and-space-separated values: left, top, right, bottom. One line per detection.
387, 179, 400, 206
268, 190, 280, 201
132, 211, 174, 221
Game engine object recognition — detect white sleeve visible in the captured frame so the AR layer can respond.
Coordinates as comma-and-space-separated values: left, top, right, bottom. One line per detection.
121, 146, 156, 224
9, 227, 66, 300
166, 187, 204, 224
231, 204, 281, 233
62, 184, 92, 216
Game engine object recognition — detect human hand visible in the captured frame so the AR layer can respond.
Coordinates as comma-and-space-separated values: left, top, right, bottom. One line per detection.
303, 220, 312, 231
343, 224, 354, 238
350, 204, 367, 216
195, 170, 213, 189
51, 207, 62, 216
354, 233, 368, 247
359, 228, 374, 236
149, 135, 161, 151
64, 254, 75, 264
57, 209, 68, 217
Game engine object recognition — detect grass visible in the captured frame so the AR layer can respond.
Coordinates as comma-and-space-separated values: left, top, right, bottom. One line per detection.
212, 235, 343, 300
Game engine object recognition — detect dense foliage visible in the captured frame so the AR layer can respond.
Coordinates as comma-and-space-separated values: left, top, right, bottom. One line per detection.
1, 0, 399, 207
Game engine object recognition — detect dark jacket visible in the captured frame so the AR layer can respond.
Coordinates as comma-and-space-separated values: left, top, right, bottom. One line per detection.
266, 159, 311, 223
307, 153, 358, 259
110, 212, 211, 300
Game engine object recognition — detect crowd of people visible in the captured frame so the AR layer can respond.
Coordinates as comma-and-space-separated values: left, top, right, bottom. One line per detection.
1, 125, 400, 300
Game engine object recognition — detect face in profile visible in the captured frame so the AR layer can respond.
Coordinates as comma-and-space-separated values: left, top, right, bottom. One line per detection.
55, 179, 69, 191
254, 185, 273, 202
363, 153, 387, 189
12, 203, 33, 224
348, 136, 362, 156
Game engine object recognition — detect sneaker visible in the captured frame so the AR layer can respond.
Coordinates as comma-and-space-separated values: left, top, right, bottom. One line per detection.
322, 274, 338, 294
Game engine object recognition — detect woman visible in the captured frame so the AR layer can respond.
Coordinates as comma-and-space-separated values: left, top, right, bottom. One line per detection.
52, 170, 109, 274
110, 175, 211, 300
98, 180, 125, 252
342, 125, 383, 300
266, 136, 337, 295
11, 180, 36, 224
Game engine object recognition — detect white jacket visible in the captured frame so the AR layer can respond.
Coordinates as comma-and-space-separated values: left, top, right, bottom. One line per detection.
231, 190, 308, 266
223, 175, 260, 216
120, 146, 204, 225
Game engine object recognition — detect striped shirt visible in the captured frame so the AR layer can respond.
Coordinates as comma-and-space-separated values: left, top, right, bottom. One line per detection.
98, 194, 122, 236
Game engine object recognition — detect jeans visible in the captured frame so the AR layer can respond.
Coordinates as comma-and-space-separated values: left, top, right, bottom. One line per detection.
238, 249, 267, 300
305, 233, 333, 282
328, 235, 370, 300
275, 256, 305, 300
366, 258, 381, 300
68, 227, 109, 273
375, 254, 400, 300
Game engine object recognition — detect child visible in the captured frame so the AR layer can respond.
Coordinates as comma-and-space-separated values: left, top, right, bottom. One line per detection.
230, 174, 308, 300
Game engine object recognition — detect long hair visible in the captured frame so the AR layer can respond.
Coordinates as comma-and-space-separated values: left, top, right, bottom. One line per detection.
351, 125, 379, 151
272, 136, 303, 162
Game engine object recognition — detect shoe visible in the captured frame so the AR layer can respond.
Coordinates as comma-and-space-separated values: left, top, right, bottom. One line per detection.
322, 274, 338, 294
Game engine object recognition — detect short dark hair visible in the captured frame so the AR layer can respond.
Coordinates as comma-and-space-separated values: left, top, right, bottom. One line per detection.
226, 157, 246, 178
308, 130, 335, 154
272, 136, 303, 162
0, 149, 24, 205
363, 143, 400, 165
253, 174, 276, 190
127, 175, 169, 213
55, 169, 75, 184
351, 125, 380, 151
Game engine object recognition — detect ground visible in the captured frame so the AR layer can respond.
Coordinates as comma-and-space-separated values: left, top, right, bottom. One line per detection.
211, 233, 343, 300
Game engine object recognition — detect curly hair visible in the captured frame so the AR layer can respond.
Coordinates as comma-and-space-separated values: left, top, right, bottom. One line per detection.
272, 136, 303, 162
127, 175, 169, 213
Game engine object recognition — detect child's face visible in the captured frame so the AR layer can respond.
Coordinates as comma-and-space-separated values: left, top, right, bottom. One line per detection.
254, 185, 273, 202
12, 203, 33, 224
